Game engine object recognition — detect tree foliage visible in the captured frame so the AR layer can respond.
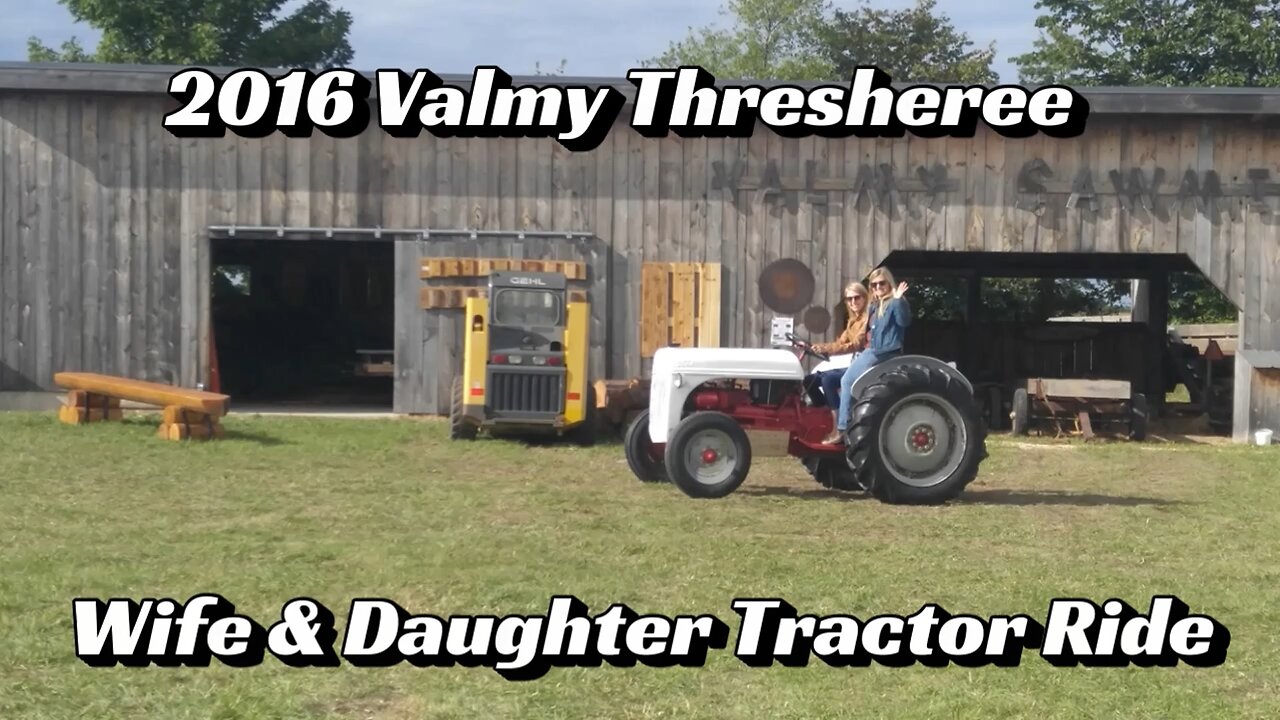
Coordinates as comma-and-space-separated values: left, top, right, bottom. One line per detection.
1013, 0, 1280, 86
28, 0, 354, 68
818, 0, 999, 84
642, 0, 835, 80
642, 0, 1000, 85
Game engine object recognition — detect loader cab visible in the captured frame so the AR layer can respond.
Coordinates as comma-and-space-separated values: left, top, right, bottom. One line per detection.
487, 270, 569, 419
454, 270, 591, 440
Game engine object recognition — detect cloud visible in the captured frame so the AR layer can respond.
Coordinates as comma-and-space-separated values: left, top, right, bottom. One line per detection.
2, 0, 1043, 82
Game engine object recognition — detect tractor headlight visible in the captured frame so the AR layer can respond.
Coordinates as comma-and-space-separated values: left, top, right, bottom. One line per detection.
532, 356, 546, 365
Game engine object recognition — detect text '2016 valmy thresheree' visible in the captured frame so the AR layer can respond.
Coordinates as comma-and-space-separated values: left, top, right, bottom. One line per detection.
71, 594, 1229, 679
160, 65, 1090, 152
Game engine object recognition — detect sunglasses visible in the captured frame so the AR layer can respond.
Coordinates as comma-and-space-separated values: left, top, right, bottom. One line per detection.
845, 295, 864, 301
870, 281, 889, 288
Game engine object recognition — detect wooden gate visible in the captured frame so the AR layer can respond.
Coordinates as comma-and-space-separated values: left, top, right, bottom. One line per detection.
640, 262, 723, 357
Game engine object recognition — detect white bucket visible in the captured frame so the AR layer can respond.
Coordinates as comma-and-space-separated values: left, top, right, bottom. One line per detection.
1257, 429, 1274, 446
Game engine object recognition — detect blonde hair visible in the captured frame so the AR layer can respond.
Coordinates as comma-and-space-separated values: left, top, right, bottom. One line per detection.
841, 281, 869, 336
867, 267, 896, 317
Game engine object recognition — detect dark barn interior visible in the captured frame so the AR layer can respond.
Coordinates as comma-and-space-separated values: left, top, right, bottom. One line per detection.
209, 237, 396, 409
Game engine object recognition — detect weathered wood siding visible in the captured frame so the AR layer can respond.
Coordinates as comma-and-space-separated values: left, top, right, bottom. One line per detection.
1, 90, 1279, 433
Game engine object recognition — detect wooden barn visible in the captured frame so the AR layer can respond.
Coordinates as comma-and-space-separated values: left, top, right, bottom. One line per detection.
0, 61, 1278, 442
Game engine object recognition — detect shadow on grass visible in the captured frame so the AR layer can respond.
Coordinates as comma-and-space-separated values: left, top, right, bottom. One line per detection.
107, 416, 293, 446
733, 485, 1185, 507
734, 485, 870, 502
956, 489, 1187, 507
220, 428, 293, 446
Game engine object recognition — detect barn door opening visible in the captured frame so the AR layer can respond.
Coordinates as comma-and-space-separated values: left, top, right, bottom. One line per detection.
209, 231, 396, 412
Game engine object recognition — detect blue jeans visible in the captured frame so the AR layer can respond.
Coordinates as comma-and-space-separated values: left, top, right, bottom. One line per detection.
837, 350, 897, 431
808, 369, 843, 409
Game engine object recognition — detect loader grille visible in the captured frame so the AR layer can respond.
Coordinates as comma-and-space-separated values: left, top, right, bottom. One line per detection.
488, 369, 565, 414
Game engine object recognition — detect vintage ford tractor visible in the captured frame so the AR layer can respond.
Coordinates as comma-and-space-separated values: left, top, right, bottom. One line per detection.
623, 334, 987, 504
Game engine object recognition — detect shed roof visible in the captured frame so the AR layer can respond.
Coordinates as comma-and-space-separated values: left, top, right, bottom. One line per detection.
4, 61, 1280, 116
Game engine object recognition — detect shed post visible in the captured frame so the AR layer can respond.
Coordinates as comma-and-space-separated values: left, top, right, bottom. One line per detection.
1145, 269, 1168, 418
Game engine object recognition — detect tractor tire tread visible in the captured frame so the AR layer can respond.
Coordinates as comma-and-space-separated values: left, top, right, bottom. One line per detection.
843, 362, 986, 505
624, 409, 669, 483
449, 375, 477, 440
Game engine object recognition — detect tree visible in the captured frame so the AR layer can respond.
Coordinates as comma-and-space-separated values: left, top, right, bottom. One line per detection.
1011, 0, 1254, 323
28, 0, 354, 68
641, 0, 835, 80
1013, 0, 1280, 86
817, 0, 999, 84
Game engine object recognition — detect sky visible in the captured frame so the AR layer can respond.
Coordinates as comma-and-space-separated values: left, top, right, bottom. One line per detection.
3, 0, 1044, 83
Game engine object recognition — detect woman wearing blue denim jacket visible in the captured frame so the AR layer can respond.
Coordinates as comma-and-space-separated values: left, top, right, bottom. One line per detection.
828, 266, 910, 444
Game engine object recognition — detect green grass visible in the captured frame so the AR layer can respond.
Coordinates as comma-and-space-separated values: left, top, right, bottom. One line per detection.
2, 410, 1279, 719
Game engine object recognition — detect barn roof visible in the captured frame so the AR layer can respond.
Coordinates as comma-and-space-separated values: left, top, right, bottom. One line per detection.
3, 61, 1280, 116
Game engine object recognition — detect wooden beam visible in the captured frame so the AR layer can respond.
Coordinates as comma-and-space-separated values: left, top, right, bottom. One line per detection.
1029, 377, 1132, 400
418, 285, 588, 310
420, 257, 586, 280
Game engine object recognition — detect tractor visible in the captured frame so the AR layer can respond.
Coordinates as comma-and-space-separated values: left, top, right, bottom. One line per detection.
623, 333, 987, 504
449, 270, 595, 444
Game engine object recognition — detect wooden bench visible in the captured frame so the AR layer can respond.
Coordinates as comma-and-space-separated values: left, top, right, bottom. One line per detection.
354, 349, 394, 377
54, 372, 231, 441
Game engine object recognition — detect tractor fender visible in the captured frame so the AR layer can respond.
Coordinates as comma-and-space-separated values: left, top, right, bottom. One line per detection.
647, 371, 724, 444
848, 354, 974, 400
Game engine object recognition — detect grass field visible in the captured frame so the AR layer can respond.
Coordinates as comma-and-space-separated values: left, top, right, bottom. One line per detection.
2, 409, 1279, 719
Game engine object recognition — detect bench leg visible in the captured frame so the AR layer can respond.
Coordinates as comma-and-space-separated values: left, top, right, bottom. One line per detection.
59, 391, 124, 424
157, 406, 225, 441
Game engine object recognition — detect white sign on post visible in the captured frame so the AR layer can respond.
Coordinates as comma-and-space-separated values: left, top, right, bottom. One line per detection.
770, 317, 794, 347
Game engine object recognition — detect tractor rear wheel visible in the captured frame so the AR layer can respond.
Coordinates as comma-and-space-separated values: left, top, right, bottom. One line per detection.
449, 375, 477, 440
665, 411, 752, 499
624, 409, 668, 483
843, 362, 985, 505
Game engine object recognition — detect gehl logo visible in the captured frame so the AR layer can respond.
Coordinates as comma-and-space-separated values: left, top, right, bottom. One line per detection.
509, 276, 548, 286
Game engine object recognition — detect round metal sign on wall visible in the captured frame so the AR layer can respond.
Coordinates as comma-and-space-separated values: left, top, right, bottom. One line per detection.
803, 305, 831, 334
757, 259, 815, 314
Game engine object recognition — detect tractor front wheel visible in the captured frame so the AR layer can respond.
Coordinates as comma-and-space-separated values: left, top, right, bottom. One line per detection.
665, 411, 752, 499
624, 409, 668, 483
844, 362, 986, 504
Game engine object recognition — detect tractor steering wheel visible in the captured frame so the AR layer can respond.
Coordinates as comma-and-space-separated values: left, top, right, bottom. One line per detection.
785, 332, 830, 362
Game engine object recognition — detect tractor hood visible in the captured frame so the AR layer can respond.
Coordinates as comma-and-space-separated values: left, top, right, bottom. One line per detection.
650, 347, 806, 380
647, 347, 806, 444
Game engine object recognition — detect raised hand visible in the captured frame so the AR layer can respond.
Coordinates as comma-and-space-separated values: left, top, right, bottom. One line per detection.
893, 281, 909, 298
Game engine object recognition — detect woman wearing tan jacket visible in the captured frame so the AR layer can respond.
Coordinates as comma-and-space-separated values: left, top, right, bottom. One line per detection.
803, 282, 870, 435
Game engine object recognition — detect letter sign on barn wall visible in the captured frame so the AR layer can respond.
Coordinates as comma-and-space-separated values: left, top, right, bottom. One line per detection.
708, 156, 1277, 224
